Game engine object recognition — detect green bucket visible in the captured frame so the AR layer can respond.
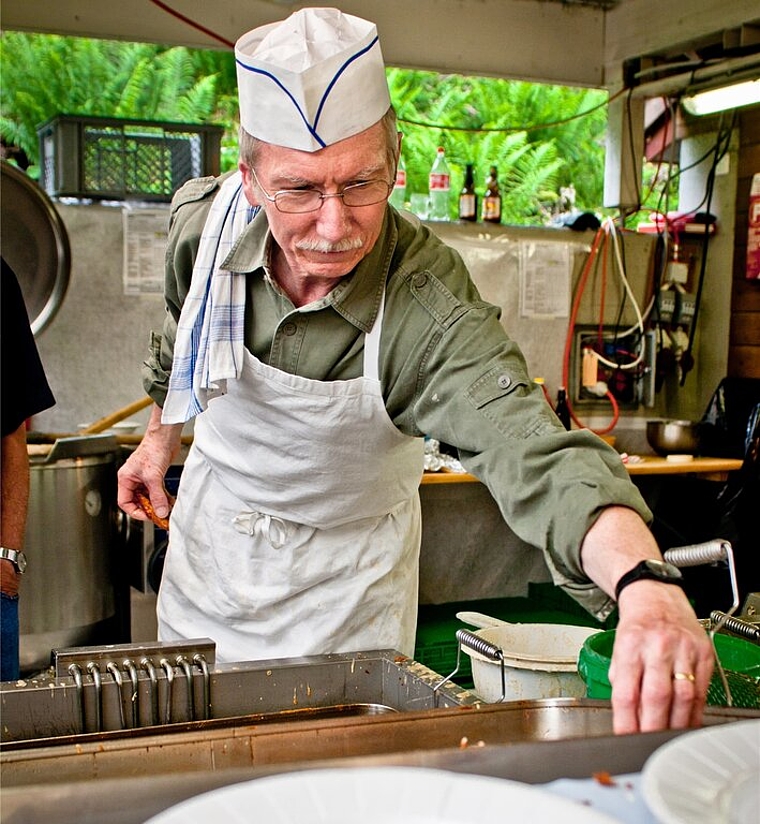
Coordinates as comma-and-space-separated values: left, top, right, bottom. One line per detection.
578, 629, 760, 708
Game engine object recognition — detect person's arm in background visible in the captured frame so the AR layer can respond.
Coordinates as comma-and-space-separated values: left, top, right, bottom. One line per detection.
0, 422, 30, 597
1, 258, 56, 681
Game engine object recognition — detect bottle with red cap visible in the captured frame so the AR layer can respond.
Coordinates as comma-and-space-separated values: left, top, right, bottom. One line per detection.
428, 146, 451, 221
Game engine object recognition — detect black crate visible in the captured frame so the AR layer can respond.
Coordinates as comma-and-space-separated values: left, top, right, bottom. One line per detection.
37, 115, 223, 202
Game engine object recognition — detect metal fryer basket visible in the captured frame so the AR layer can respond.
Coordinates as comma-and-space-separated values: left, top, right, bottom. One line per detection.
664, 540, 760, 710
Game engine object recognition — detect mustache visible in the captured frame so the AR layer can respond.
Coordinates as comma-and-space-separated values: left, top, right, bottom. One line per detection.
295, 237, 364, 253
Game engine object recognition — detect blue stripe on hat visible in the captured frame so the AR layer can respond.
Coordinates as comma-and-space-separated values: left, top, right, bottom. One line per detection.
235, 34, 380, 149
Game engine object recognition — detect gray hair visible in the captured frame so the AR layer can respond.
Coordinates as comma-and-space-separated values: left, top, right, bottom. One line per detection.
239, 106, 400, 178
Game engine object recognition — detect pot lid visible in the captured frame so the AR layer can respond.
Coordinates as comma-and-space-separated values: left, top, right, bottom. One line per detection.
1, 160, 71, 336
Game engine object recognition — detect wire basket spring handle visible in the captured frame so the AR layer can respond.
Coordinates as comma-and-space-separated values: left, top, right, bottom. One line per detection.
663, 540, 738, 707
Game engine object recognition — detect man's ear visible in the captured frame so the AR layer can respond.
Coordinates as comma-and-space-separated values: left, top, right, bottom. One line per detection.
239, 162, 261, 207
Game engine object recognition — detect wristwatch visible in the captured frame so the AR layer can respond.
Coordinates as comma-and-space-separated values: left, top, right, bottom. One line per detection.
0, 547, 27, 574
614, 559, 683, 601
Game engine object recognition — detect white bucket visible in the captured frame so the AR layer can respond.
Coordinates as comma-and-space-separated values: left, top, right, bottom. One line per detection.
458, 615, 601, 703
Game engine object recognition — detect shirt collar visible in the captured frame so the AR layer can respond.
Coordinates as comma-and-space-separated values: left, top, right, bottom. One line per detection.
222, 207, 396, 334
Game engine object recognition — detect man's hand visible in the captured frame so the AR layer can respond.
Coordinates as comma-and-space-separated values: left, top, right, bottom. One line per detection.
117, 404, 183, 523
580, 506, 714, 734
609, 582, 714, 734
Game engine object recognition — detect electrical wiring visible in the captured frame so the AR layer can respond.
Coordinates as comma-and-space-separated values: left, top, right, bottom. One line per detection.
591, 220, 646, 371
148, 0, 235, 48
559, 226, 623, 434
398, 88, 626, 136
678, 113, 736, 384
560, 217, 653, 435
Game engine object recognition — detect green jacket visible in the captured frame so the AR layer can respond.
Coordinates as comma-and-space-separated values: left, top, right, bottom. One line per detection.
144, 175, 651, 619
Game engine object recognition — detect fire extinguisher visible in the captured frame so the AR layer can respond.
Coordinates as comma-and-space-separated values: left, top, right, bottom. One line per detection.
748, 172, 760, 281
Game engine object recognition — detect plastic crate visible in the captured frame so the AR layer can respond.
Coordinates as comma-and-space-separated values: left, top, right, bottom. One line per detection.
37, 115, 223, 202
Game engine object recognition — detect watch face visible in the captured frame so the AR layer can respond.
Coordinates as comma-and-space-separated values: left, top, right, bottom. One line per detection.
2, 548, 27, 573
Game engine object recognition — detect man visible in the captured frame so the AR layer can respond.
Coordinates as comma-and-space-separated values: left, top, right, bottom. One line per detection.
118, 7, 713, 734
1, 258, 56, 680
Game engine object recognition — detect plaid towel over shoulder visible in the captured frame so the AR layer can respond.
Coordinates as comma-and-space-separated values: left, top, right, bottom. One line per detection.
162, 171, 260, 424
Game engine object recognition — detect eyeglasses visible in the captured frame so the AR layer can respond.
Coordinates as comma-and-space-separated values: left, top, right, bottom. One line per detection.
249, 166, 393, 214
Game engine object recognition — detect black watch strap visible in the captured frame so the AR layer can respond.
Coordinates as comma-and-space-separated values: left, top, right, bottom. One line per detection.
614, 559, 684, 601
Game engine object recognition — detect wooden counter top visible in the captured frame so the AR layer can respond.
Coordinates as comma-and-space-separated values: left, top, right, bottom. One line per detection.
422, 455, 743, 485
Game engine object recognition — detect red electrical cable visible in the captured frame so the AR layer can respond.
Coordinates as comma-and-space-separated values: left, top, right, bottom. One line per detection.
148, 0, 235, 48
561, 225, 621, 435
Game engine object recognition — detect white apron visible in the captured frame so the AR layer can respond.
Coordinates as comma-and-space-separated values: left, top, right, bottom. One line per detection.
157, 292, 425, 662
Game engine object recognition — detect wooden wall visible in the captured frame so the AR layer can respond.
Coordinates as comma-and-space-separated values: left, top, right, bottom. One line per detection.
730, 107, 760, 378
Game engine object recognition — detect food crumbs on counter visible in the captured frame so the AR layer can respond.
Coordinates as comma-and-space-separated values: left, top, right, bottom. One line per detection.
592, 771, 617, 787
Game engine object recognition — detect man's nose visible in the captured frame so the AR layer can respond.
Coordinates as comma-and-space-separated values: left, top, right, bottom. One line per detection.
315, 193, 352, 237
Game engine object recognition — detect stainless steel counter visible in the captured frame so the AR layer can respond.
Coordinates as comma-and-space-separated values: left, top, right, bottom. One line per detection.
3, 698, 756, 823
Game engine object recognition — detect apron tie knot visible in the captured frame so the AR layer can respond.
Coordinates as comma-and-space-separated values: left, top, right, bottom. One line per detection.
232, 511, 288, 548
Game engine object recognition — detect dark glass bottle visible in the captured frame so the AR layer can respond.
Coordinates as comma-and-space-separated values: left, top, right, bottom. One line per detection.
481, 165, 502, 224
458, 164, 477, 221
555, 386, 571, 430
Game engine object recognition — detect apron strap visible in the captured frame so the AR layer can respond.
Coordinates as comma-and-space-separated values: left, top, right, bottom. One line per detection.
361, 287, 386, 381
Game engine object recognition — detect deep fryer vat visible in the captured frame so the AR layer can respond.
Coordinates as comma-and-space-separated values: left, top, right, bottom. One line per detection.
0, 646, 476, 743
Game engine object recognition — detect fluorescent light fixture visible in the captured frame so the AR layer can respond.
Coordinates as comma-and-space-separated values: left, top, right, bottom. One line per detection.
682, 77, 760, 116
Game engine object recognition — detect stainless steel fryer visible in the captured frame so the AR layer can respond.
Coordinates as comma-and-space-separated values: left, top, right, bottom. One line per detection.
0, 640, 476, 744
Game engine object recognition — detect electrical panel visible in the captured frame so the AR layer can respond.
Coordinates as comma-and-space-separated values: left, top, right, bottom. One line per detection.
570, 326, 657, 409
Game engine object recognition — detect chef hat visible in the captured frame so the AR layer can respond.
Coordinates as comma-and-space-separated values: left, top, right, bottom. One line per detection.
235, 8, 391, 153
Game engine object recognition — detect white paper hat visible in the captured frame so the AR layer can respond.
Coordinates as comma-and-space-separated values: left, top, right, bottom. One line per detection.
235, 8, 391, 152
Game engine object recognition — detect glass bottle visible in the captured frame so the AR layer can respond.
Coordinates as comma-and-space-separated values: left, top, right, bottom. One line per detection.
481, 165, 502, 224
458, 163, 477, 221
428, 147, 451, 221
555, 386, 571, 430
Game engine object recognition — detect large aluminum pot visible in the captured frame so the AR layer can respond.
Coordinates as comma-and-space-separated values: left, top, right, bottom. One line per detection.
19, 436, 130, 674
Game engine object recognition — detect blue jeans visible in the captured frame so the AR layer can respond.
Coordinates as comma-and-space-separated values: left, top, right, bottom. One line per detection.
1, 592, 20, 681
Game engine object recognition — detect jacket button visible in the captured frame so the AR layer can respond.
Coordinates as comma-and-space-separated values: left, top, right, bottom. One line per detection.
497, 374, 511, 389
412, 273, 428, 289
281, 322, 297, 336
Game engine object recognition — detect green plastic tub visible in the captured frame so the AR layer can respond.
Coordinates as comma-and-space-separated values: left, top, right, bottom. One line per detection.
578, 629, 760, 708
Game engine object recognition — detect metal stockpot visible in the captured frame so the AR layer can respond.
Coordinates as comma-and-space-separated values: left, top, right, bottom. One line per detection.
19, 436, 130, 674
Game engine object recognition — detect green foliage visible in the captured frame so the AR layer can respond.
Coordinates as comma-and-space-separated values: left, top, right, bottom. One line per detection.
0, 33, 229, 169
388, 68, 608, 223
1, 32, 610, 223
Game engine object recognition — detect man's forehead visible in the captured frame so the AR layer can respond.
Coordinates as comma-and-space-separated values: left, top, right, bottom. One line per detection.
256, 123, 391, 178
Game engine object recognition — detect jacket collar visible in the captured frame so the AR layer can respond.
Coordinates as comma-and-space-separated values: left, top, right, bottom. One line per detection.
222, 207, 396, 334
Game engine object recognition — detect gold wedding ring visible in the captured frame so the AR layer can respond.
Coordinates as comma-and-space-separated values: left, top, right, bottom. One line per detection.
673, 671, 696, 682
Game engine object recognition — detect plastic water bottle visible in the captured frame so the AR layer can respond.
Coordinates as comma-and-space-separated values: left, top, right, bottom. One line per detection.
389, 155, 407, 209
428, 147, 451, 221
